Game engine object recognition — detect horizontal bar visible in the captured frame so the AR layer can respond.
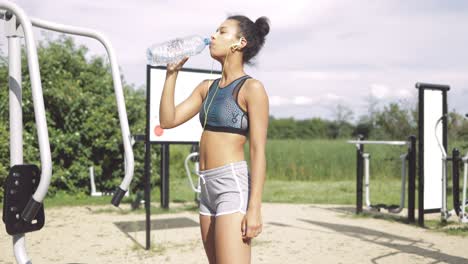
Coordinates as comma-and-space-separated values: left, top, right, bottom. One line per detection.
415, 82, 450, 91
347, 140, 408, 146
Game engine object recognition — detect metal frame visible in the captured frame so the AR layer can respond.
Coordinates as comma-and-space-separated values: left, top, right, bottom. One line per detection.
461, 154, 468, 223
0, 1, 135, 262
350, 136, 416, 223
26, 16, 135, 207
416, 82, 450, 227
0, 2, 52, 263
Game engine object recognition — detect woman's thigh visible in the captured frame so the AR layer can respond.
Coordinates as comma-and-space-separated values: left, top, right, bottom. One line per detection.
200, 214, 216, 264
215, 212, 251, 264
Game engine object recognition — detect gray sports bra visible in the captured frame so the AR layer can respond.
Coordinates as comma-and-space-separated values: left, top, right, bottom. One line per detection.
199, 75, 251, 136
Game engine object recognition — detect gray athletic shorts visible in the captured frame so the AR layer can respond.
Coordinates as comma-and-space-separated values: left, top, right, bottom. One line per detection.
197, 161, 250, 217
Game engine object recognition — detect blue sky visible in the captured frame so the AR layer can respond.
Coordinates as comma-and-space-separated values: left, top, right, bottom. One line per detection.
6, 0, 468, 121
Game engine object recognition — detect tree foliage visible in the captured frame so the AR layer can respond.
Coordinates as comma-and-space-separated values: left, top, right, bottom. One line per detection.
0, 36, 149, 198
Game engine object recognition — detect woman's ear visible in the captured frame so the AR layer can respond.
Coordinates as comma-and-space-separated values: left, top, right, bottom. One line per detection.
231, 37, 247, 51
238, 37, 247, 50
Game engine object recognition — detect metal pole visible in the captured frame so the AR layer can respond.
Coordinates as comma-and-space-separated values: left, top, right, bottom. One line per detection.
356, 136, 364, 214
7, 17, 30, 264
452, 149, 460, 216
161, 144, 170, 209
417, 86, 425, 227
408, 135, 416, 223
144, 140, 151, 250
462, 156, 468, 223
144, 66, 152, 250
363, 153, 370, 209
0, 0, 53, 222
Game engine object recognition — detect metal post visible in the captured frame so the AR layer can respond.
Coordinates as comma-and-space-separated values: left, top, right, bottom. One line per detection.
144, 66, 152, 250
7, 15, 30, 264
461, 156, 468, 223
452, 149, 460, 216
363, 153, 370, 209
356, 136, 364, 214
161, 144, 170, 209
417, 87, 425, 227
408, 135, 416, 223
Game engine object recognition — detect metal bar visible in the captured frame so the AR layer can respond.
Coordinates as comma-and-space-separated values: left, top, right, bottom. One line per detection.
347, 140, 408, 146
356, 138, 364, 214
461, 156, 468, 223
29, 17, 135, 201
363, 153, 371, 209
144, 65, 152, 250
417, 85, 425, 227
453, 149, 461, 216
389, 154, 407, 214
161, 144, 170, 209
408, 135, 416, 223
0, 1, 52, 263
7, 13, 29, 264
415, 82, 450, 91
185, 152, 201, 193
0, 0, 52, 212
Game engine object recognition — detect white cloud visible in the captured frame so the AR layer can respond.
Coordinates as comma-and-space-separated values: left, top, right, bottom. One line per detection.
293, 96, 316, 105
269, 95, 290, 106
270, 93, 343, 108
370, 84, 389, 99
289, 70, 362, 81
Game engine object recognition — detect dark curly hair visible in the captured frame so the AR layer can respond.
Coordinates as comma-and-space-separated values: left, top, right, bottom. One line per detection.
227, 15, 270, 65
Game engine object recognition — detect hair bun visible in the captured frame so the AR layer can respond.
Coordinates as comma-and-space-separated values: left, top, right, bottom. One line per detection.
255, 16, 270, 37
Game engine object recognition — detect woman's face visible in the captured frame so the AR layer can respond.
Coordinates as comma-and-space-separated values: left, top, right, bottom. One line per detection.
209, 19, 241, 59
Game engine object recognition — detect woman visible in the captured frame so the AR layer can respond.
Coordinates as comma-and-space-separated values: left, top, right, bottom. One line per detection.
159, 15, 270, 264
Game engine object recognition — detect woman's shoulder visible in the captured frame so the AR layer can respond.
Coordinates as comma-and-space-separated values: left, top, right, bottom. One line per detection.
243, 78, 268, 103
244, 78, 265, 92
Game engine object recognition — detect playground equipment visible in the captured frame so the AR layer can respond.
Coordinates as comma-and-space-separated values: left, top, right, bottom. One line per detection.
459, 150, 468, 223
350, 82, 463, 227
30, 12, 135, 208
0, 1, 135, 263
434, 113, 468, 224
184, 144, 202, 204
349, 136, 417, 222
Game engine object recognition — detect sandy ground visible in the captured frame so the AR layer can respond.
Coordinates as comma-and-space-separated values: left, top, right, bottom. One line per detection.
1, 202, 468, 264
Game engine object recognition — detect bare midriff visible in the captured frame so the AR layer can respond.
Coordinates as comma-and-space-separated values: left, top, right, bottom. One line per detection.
198, 130, 247, 171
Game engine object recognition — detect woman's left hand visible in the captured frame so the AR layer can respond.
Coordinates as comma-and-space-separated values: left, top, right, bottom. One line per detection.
241, 206, 263, 241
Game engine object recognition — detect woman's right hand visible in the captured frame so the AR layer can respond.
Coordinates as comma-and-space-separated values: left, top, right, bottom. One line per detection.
167, 57, 189, 73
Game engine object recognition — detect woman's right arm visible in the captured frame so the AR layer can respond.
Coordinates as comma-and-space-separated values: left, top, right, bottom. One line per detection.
159, 58, 210, 129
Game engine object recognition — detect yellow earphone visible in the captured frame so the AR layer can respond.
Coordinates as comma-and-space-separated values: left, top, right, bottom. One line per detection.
230, 37, 244, 50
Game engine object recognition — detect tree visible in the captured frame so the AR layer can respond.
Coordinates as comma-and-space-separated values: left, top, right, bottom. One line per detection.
374, 103, 416, 140
0, 36, 148, 198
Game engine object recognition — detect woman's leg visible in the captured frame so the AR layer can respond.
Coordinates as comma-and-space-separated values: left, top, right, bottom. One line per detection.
200, 214, 217, 264
215, 212, 251, 264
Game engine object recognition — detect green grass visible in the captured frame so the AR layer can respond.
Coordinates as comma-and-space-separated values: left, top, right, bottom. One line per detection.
263, 179, 403, 204
42, 178, 404, 208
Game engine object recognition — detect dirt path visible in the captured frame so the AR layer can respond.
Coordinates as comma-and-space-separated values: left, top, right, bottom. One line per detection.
1, 203, 468, 264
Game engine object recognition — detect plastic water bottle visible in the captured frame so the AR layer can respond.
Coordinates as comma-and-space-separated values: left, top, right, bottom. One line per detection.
146, 35, 210, 66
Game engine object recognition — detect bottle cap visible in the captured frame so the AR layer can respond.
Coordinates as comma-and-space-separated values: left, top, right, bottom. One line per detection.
204, 38, 211, 46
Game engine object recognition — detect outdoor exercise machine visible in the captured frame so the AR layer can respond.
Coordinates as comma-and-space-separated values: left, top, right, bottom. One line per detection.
184, 144, 201, 204
350, 82, 456, 227
434, 112, 468, 224
0, 1, 135, 263
349, 136, 417, 223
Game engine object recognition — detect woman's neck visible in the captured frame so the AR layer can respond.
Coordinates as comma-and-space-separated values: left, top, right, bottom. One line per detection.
220, 56, 245, 85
